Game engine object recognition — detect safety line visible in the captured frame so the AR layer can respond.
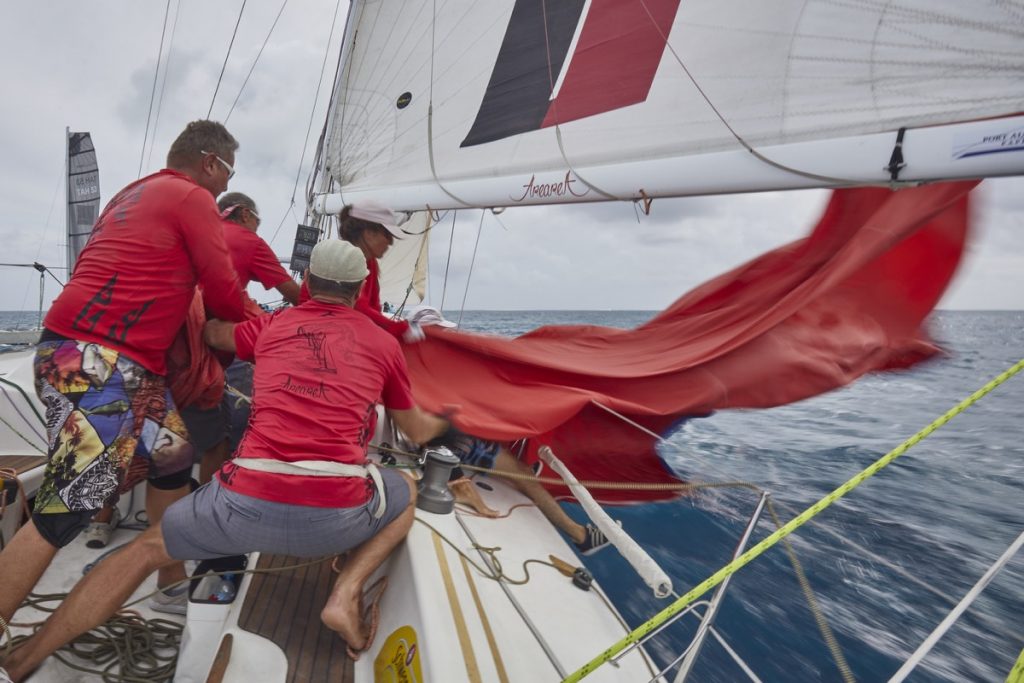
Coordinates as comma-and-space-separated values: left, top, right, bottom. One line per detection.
564, 357, 1024, 682
0, 377, 45, 426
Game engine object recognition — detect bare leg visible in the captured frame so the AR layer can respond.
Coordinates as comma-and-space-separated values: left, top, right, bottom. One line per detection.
0, 519, 58, 624
321, 475, 416, 650
145, 482, 190, 589
198, 440, 229, 485
91, 505, 115, 524
2, 525, 175, 682
494, 450, 587, 544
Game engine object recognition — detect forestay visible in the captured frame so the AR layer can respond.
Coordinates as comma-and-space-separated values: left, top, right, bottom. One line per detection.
319, 0, 1024, 210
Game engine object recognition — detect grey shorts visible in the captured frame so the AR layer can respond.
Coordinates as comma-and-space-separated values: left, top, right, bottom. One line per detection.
162, 469, 411, 560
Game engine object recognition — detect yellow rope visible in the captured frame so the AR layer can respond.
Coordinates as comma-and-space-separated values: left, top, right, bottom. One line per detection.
1008, 647, 1024, 683
563, 357, 1024, 682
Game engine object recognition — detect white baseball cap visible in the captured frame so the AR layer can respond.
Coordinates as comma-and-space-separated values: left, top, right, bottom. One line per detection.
407, 304, 457, 328
309, 239, 369, 283
349, 200, 405, 240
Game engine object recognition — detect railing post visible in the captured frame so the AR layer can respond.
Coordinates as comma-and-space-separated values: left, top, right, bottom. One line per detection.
674, 492, 769, 682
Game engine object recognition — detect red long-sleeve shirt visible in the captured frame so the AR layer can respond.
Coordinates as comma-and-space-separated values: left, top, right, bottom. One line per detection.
222, 219, 291, 290
45, 169, 246, 374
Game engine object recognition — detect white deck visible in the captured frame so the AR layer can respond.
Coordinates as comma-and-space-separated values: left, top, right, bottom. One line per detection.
2, 344, 664, 682
176, 473, 661, 683
6, 496, 187, 683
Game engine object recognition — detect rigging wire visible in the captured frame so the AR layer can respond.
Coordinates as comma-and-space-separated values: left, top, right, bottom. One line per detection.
14, 170, 64, 324
144, 0, 182, 171
224, 0, 290, 124
303, 5, 348, 212
271, 0, 343, 246
138, 0, 173, 179
439, 210, 457, 311
455, 210, 486, 328
207, 0, 249, 119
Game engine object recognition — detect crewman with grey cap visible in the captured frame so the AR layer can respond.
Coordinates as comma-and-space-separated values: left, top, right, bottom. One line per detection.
298, 200, 426, 342
0, 240, 457, 677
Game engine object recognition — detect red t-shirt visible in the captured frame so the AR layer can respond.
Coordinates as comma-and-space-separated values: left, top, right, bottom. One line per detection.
45, 170, 246, 374
222, 219, 292, 290
299, 253, 410, 339
218, 299, 416, 507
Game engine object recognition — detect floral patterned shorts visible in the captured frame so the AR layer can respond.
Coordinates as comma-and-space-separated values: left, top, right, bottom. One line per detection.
32, 339, 193, 515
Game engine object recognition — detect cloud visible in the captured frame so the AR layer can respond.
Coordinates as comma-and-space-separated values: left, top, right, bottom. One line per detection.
0, 2, 1021, 314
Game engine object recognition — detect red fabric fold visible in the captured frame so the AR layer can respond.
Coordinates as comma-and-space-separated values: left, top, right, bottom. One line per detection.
405, 182, 976, 502
167, 292, 265, 410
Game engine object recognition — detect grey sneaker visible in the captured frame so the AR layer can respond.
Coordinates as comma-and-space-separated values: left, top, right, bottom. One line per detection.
574, 523, 612, 556
83, 507, 121, 549
149, 585, 188, 616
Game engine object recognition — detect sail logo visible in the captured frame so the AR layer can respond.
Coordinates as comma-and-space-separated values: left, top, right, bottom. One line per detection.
462, 0, 682, 148
512, 171, 590, 202
952, 126, 1024, 159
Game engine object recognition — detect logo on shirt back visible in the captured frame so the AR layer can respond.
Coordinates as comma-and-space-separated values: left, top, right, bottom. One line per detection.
296, 325, 335, 373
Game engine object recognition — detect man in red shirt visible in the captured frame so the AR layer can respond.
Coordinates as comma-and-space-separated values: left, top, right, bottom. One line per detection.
0, 240, 451, 678
176, 192, 299, 492
217, 191, 300, 305
0, 120, 248, 629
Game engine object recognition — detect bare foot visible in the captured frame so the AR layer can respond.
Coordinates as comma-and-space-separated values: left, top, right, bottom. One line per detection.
321, 585, 367, 651
449, 477, 500, 517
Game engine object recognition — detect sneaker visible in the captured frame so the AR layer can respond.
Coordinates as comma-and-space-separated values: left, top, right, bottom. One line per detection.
149, 585, 189, 616
574, 523, 612, 556
83, 507, 122, 549
0, 665, 12, 683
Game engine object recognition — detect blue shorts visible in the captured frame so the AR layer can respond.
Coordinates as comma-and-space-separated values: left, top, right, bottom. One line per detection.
162, 469, 411, 560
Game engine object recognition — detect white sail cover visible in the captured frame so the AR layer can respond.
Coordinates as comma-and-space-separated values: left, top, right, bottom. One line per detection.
323, 0, 1024, 210
66, 131, 100, 273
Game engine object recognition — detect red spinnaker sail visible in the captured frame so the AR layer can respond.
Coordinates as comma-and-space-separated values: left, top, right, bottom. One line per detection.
404, 182, 977, 502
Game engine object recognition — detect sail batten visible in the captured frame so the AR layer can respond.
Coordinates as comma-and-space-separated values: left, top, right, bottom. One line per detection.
323, 0, 1024, 211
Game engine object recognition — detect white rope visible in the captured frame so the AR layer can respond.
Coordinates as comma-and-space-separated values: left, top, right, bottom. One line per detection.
888, 528, 1024, 682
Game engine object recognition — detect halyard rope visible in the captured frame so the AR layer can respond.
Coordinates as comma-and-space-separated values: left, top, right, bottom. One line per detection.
563, 357, 1024, 682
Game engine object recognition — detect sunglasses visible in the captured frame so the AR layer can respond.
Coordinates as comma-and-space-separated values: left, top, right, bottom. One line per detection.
201, 150, 235, 180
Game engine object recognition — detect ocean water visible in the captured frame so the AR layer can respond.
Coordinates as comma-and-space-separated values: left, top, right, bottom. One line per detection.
3, 309, 1021, 681
450, 310, 1024, 683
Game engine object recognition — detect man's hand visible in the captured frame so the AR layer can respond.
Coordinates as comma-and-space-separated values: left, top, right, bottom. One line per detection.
402, 322, 425, 344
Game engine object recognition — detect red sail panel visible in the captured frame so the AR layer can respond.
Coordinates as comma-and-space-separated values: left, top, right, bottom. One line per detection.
541, 0, 682, 129
404, 181, 976, 502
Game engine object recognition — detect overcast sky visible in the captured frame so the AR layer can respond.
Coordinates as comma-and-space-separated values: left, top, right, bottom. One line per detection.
1, 1, 1021, 314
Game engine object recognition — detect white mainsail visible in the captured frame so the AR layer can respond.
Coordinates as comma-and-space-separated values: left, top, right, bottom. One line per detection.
317, 0, 1024, 212
65, 130, 100, 274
